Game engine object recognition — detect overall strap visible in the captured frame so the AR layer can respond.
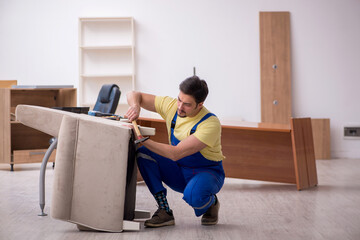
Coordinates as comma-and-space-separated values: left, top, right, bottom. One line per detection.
190, 113, 216, 135
170, 111, 216, 146
171, 111, 178, 131
170, 112, 178, 146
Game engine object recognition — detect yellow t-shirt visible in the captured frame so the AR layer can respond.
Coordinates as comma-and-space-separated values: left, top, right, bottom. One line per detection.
155, 96, 224, 162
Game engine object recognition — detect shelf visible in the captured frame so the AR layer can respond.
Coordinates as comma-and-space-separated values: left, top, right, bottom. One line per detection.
79, 17, 133, 22
80, 45, 132, 50
79, 17, 135, 116
81, 47, 133, 77
80, 17, 133, 46
80, 74, 133, 78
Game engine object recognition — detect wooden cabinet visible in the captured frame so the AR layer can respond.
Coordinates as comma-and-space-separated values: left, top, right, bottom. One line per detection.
137, 117, 318, 190
0, 88, 76, 170
79, 17, 135, 115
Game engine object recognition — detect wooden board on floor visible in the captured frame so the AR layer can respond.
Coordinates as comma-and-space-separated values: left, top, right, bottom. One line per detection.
311, 118, 331, 159
291, 118, 318, 190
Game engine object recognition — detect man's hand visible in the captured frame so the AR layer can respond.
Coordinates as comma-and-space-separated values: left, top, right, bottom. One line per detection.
125, 105, 141, 122
125, 91, 157, 121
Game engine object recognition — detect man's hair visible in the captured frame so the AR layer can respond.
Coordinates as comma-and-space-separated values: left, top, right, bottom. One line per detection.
179, 76, 209, 104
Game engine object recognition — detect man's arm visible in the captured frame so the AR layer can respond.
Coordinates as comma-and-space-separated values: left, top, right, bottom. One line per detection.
142, 135, 207, 161
125, 91, 156, 121
126, 91, 206, 160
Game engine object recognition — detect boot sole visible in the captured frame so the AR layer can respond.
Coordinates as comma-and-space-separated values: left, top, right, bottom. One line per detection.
201, 219, 218, 226
145, 220, 175, 228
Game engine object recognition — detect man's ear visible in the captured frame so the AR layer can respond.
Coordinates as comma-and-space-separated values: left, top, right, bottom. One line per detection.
197, 102, 204, 109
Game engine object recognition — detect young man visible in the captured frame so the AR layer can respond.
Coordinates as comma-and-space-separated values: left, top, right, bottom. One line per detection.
125, 76, 225, 228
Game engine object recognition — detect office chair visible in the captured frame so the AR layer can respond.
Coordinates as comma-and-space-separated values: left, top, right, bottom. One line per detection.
93, 84, 121, 114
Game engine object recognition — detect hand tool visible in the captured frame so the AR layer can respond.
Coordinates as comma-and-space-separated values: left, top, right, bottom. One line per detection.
132, 120, 149, 144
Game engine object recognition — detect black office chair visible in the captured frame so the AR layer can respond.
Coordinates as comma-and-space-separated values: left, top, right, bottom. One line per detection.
93, 84, 121, 114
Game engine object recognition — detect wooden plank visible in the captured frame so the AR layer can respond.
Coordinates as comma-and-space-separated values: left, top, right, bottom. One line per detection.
260, 12, 292, 124
291, 118, 309, 189
0, 89, 6, 163
311, 118, 331, 159
138, 118, 168, 144
222, 122, 290, 132
0, 89, 11, 164
0, 80, 17, 88
302, 119, 318, 187
291, 118, 318, 190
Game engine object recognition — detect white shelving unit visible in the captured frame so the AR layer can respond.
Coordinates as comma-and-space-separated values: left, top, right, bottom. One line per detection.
79, 17, 135, 115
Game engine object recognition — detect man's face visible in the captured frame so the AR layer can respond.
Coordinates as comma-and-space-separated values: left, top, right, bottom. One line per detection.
177, 91, 203, 118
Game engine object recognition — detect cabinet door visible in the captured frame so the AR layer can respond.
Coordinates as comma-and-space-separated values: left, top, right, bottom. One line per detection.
260, 12, 291, 124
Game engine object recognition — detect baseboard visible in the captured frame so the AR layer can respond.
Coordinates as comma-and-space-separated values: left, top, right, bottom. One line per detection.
331, 150, 360, 159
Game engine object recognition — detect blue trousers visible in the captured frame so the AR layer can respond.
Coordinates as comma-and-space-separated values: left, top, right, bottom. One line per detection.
137, 146, 225, 216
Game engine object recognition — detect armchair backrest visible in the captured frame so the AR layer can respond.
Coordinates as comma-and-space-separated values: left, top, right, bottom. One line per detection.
93, 84, 121, 114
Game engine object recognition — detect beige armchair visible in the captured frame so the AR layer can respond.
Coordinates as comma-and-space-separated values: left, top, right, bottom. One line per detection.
15, 105, 154, 232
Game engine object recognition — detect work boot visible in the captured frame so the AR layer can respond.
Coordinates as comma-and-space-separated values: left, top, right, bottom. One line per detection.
144, 208, 175, 228
201, 196, 220, 225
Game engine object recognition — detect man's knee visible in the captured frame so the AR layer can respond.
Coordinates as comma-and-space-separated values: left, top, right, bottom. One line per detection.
182, 172, 222, 208
183, 190, 204, 207
183, 181, 211, 208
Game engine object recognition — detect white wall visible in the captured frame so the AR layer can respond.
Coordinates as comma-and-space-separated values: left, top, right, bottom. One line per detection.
0, 0, 359, 158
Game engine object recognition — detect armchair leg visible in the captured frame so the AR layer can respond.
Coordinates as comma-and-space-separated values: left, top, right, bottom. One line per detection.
38, 138, 58, 216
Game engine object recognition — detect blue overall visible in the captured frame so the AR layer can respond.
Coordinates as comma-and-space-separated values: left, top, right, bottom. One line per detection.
137, 112, 225, 216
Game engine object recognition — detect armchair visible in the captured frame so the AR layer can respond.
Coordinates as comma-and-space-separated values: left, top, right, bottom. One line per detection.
15, 105, 154, 232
